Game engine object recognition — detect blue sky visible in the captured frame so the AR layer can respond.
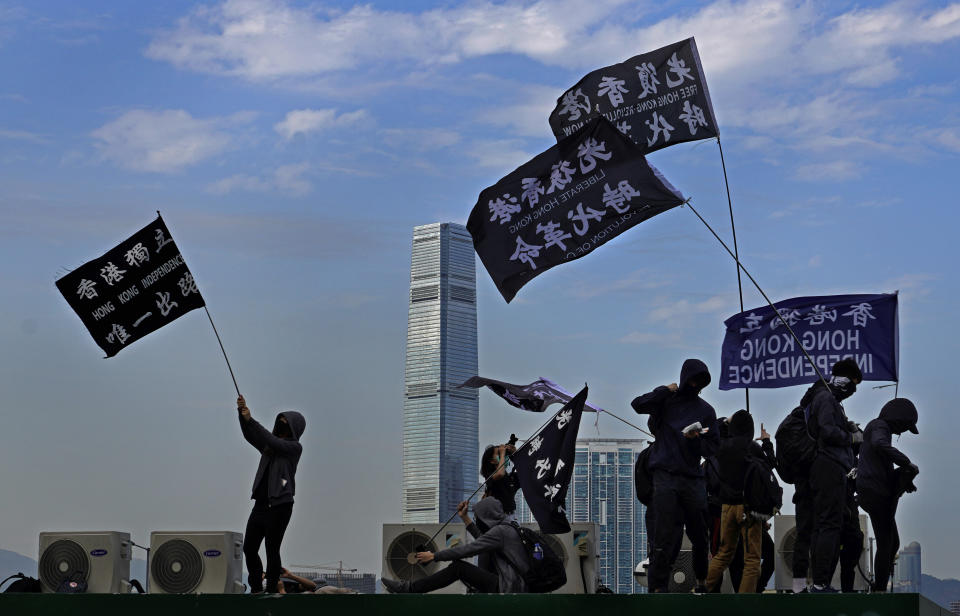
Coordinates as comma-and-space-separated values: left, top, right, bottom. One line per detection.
1, 0, 958, 580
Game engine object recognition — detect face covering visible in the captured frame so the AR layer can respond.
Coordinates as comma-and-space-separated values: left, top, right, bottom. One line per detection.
830, 376, 857, 401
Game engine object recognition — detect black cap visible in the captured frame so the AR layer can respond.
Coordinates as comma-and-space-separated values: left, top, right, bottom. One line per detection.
832, 358, 863, 382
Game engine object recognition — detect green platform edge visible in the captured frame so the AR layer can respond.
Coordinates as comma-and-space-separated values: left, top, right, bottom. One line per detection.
0, 593, 950, 616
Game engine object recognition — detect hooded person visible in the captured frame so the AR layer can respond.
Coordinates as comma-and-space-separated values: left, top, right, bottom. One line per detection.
856, 397, 919, 592
237, 395, 306, 594
704, 409, 776, 593
631, 359, 719, 593
803, 358, 862, 592
381, 498, 530, 594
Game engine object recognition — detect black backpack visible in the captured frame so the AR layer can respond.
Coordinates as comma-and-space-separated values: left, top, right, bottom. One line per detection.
774, 406, 816, 484
743, 453, 782, 518
633, 445, 654, 506
508, 522, 567, 593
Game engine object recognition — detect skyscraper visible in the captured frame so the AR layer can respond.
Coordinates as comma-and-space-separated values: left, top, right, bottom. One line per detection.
895, 541, 922, 593
517, 438, 648, 593
402, 223, 479, 524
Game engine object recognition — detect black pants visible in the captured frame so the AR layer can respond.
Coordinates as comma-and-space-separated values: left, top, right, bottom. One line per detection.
244, 501, 293, 593
809, 456, 847, 586
860, 490, 899, 592
730, 527, 775, 592
791, 475, 814, 580
648, 471, 709, 592
838, 489, 864, 592
410, 560, 499, 593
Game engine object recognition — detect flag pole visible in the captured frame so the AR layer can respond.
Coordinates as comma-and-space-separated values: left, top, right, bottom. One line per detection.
717, 138, 750, 412
685, 200, 832, 390
155, 211, 241, 397
423, 396, 581, 548
204, 305, 240, 397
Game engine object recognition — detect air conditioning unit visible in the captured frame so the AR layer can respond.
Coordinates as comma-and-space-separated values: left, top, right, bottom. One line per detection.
633, 536, 734, 593
38, 531, 131, 593
774, 514, 870, 591
382, 524, 473, 594
148, 531, 244, 594
521, 522, 597, 594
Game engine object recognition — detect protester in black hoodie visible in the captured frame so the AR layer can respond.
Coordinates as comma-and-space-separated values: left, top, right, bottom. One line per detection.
704, 409, 775, 593
857, 397, 919, 592
237, 395, 306, 594
632, 359, 719, 593
805, 358, 862, 592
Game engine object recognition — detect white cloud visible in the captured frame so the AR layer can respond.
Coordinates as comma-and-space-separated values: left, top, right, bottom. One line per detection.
146, 0, 630, 81
207, 162, 314, 196
0, 128, 47, 143
274, 108, 367, 139
380, 128, 461, 151
91, 109, 244, 173
793, 160, 861, 182
467, 138, 534, 169
206, 174, 270, 195
273, 162, 311, 195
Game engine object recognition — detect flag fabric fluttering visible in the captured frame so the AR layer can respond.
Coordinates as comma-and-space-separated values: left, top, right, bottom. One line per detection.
467, 117, 685, 303
55, 215, 206, 357
512, 385, 588, 534
719, 293, 899, 390
549, 37, 718, 155
460, 376, 603, 413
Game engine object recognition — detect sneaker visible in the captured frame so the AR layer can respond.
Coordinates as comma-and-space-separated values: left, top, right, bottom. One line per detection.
381, 578, 410, 594
810, 584, 839, 593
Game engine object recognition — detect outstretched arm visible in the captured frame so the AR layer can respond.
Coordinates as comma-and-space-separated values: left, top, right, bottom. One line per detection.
237, 396, 301, 456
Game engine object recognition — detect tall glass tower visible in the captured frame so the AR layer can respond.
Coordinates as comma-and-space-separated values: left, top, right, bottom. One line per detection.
402, 223, 479, 523
895, 541, 921, 593
517, 438, 648, 593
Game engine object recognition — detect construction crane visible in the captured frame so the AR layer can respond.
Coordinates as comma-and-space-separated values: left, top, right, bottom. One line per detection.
288, 561, 358, 588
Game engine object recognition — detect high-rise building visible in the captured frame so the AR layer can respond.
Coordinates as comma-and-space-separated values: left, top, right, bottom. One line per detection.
402, 223, 479, 523
894, 541, 921, 593
517, 438, 648, 593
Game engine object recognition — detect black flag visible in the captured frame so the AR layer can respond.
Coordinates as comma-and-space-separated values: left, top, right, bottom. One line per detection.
512, 385, 587, 534
56, 215, 205, 357
467, 117, 684, 302
460, 376, 603, 413
549, 37, 718, 154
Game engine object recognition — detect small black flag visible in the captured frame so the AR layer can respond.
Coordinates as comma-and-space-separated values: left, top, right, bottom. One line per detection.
512, 385, 588, 534
56, 215, 205, 357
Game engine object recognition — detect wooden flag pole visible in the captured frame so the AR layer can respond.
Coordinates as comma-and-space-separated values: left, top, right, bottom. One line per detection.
205, 305, 240, 397
685, 200, 833, 391
717, 137, 750, 412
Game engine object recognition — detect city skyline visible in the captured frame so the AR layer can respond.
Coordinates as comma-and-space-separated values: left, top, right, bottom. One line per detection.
0, 0, 955, 581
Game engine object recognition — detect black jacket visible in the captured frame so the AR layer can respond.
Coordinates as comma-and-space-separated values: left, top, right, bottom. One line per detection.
434, 499, 529, 593
803, 381, 854, 471
857, 399, 917, 500
240, 411, 306, 507
715, 411, 776, 505
632, 359, 719, 477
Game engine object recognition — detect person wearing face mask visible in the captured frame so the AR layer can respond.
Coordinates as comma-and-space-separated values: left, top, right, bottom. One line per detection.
237, 395, 306, 594
632, 359, 719, 593
804, 358, 862, 592
856, 398, 919, 592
